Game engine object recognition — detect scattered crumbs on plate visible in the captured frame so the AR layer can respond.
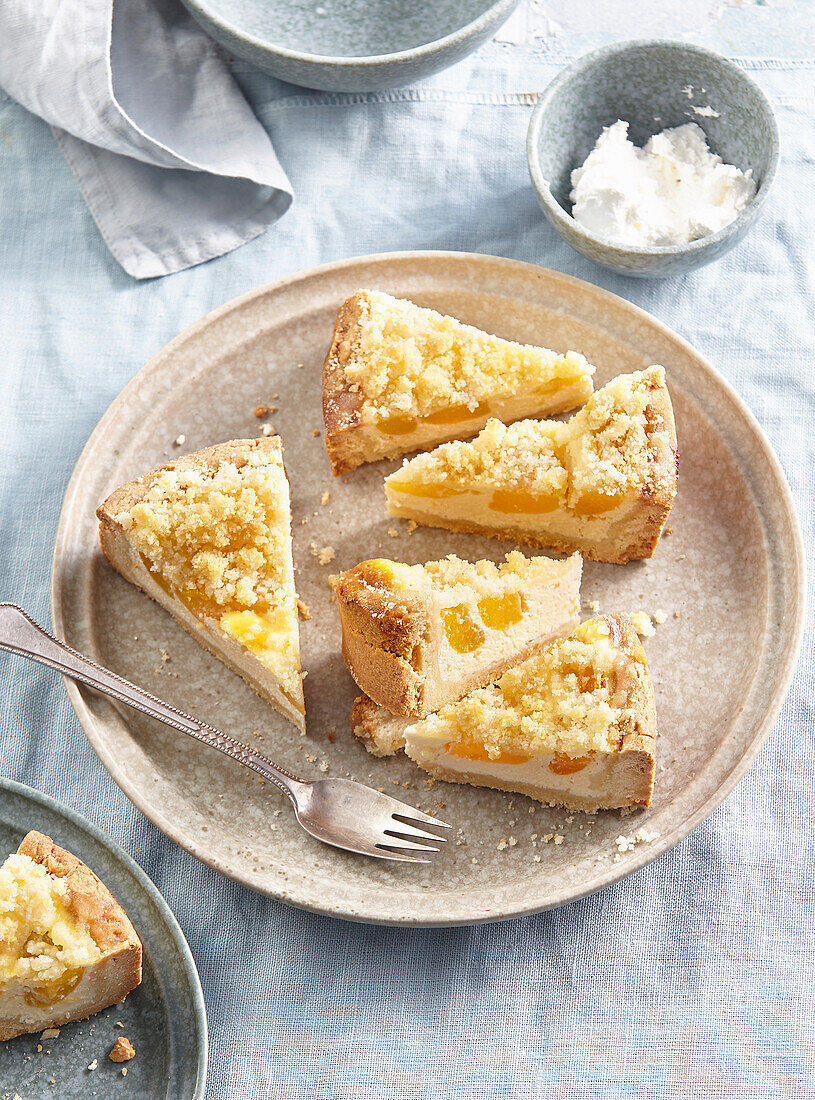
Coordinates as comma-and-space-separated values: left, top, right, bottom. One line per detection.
613, 828, 660, 861
296, 598, 311, 619
310, 543, 335, 565
321, 490, 330, 506
173, 434, 185, 447
109, 1036, 136, 1063
630, 611, 655, 637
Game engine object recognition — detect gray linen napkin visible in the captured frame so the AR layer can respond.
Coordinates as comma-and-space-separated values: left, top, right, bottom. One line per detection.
0, 0, 293, 278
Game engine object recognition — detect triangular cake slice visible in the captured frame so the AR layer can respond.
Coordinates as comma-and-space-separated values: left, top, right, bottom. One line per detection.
322, 289, 595, 475
97, 438, 305, 731
331, 551, 581, 717
0, 832, 142, 1041
385, 367, 677, 564
350, 614, 655, 813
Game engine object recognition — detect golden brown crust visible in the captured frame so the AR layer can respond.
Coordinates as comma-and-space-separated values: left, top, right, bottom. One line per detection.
322, 293, 367, 476
17, 833, 142, 958
350, 695, 410, 756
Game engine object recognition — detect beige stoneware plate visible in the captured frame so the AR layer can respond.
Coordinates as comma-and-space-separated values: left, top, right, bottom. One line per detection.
52, 252, 804, 925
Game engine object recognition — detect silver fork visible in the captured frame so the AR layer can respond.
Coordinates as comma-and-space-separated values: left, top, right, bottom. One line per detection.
0, 604, 450, 863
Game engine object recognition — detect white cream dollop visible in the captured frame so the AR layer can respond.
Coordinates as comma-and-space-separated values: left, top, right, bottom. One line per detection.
569, 120, 756, 247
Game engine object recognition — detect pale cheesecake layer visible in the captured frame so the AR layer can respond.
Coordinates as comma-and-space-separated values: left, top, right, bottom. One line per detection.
323, 289, 595, 474
96, 438, 305, 731
350, 614, 656, 812
332, 551, 582, 717
385, 367, 678, 564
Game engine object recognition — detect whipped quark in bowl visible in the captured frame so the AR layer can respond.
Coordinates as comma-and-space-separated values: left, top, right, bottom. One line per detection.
570, 120, 757, 247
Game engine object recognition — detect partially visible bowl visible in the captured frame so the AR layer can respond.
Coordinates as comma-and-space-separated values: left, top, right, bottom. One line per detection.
182, 0, 520, 91
527, 40, 779, 278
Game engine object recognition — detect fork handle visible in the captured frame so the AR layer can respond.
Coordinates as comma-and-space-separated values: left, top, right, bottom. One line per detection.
0, 604, 309, 806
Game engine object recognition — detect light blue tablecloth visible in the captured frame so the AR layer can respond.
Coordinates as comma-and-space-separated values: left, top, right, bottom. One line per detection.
1, 37, 814, 1100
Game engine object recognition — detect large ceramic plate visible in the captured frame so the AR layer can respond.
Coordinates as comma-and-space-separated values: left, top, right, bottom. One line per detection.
51, 252, 804, 926
0, 778, 207, 1098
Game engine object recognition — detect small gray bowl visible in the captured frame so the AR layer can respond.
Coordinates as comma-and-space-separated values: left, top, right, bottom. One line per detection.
527, 40, 779, 278
182, 0, 520, 92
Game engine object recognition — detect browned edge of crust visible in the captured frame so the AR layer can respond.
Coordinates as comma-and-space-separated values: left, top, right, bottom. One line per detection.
17, 832, 142, 961
349, 694, 409, 756
602, 614, 657, 806
322, 292, 368, 476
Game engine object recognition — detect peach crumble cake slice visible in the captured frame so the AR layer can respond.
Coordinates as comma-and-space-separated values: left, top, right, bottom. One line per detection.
322, 289, 595, 475
0, 832, 141, 1041
385, 367, 677, 564
351, 614, 655, 813
330, 551, 581, 717
97, 437, 305, 731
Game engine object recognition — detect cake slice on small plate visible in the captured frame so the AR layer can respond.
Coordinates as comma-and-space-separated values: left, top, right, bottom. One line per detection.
331, 551, 581, 717
385, 367, 677, 564
97, 437, 305, 731
351, 614, 655, 813
0, 832, 142, 1041
322, 289, 595, 475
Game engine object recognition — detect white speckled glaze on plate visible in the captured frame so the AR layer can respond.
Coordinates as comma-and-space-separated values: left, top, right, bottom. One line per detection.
51, 252, 804, 926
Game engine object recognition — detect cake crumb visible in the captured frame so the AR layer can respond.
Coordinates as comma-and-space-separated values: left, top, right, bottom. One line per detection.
674, 610, 681, 618
321, 490, 330, 506
296, 598, 311, 619
586, 599, 601, 613
37, 1044, 43, 1052
312, 429, 321, 437
387, 527, 399, 538
654, 609, 667, 624
630, 611, 655, 637
122, 1067, 129, 1076
508, 836, 517, 847
497, 839, 508, 851
109, 1037, 136, 1063
553, 834, 564, 845
310, 543, 336, 565
260, 423, 275, 436
87, 1059, 98, 1071
254, 404, 268, 418
327, 731, 335, 743
173, 434, 185, 447
613, 828, 660, 861
407, 520, 418, 534
40, 1028, 60, 1040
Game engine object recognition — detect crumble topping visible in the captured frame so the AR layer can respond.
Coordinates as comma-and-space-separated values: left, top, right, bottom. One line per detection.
116, 451, 294, 614
388, 367, 670, 502
0, 854, 101, 983
338, 290, 593, 422
405, 616, 645, 758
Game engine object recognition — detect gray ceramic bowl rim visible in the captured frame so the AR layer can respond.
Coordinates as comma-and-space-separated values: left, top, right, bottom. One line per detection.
526, 38, 780, 257
184, 0, 519, 68
0, 775, 209, 1097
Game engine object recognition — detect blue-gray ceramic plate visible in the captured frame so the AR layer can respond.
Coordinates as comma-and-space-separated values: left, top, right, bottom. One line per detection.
0, 778, 207, 1099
